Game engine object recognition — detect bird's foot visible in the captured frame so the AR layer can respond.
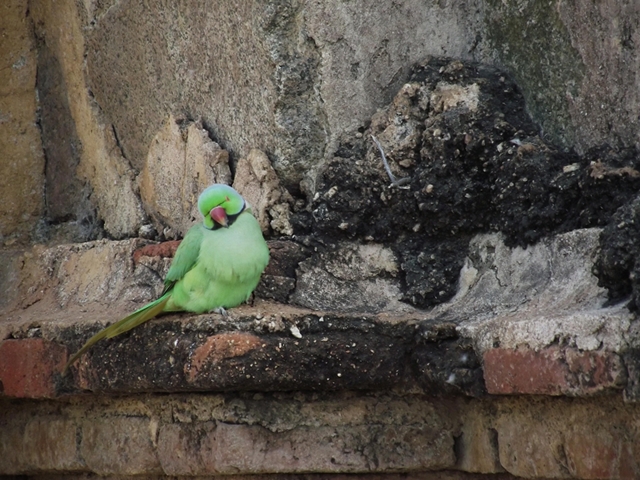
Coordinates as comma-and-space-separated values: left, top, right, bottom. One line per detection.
246, 293, 255, 306
213, 307, 228, 317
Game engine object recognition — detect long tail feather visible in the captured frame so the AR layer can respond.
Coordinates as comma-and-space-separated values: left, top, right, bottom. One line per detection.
62, 294, 170, 374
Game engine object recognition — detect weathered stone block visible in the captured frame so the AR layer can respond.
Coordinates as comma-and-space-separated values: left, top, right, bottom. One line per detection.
451, 230, 633, 355
139, 115, 232, 238
255, 239, 310, 303
29, 0, 146, 239
233, 148, 294, 236
36, 41, 96, 244
0, 0, 44, 245
68, 0, 494, 192
291, 242, 410, 313
160, 421, 454, 475
81, 416, 162, 475
23, 417, 81, 472
0, 239, 167, 326
556, 2, 640, 152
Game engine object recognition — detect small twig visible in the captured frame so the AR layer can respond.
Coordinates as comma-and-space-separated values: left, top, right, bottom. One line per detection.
371, 135, 396, 182
371, 135, 411, 189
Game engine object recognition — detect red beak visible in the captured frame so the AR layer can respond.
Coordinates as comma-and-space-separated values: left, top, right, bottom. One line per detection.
210, 206, 228, 227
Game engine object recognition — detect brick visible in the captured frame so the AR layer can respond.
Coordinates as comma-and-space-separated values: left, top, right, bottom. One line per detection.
157, 421, 215, 475
495, 398, 640, 479
495, 411, 569, 478
563, 425, 640, 479
483, 346, 623, 395
158, 419, 454, 475
0, 338, 66, 398
132, 240, 180, 264
565, 347, 625, 393
203, 423, 360, 473
0, 411, 28, 474
23, 417, 82, 471
0, 414, 81, 475
161, 422, 362, 474
185, 332, 263, 383
372, 423, 454, 471
455, 408, 503, 474
81, 416, 161, 475
160, 421, 361, 475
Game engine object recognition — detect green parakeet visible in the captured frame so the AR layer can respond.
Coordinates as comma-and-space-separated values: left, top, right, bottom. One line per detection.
63, 184, 270, 373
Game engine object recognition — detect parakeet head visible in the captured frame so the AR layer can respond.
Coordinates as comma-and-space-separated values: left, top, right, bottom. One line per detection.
198, 184, 246, 229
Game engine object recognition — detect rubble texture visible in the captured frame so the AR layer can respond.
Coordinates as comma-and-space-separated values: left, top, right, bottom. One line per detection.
3, 0, 640, 479
307, 58, 640, 310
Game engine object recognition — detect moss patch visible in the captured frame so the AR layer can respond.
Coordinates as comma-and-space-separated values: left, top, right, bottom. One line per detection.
483, 0, 585, 148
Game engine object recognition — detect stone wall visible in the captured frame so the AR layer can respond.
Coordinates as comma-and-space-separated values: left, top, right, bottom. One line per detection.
4, 393, 640, 478
3, 0, 640, 244
0, 0, 44, 244
2, 0, 640, 479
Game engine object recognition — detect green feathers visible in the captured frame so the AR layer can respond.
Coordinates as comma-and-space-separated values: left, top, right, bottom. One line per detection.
63, 184, 270, 374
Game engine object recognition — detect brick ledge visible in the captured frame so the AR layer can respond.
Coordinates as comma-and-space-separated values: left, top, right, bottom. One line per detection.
0, 302, 631, 400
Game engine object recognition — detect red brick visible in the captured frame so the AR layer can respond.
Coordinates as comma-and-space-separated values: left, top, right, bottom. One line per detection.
185, 332, 262, 382
0, 338, 66, 398
565, 347, 625, 393
483, 346, 623, 395
484, 346, 568, 395
132, 240, 181, 264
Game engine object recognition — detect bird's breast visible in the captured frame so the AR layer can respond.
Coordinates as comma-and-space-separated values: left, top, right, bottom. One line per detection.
199, 212, 269, 283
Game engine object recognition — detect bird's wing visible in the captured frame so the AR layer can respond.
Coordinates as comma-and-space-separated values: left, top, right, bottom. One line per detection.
162, 224, 204, 294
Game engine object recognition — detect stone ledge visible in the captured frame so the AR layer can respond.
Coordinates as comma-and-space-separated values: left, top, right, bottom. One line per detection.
0, 474, 524, 480
0, 302, 632, 400
0, 304, 433, 398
